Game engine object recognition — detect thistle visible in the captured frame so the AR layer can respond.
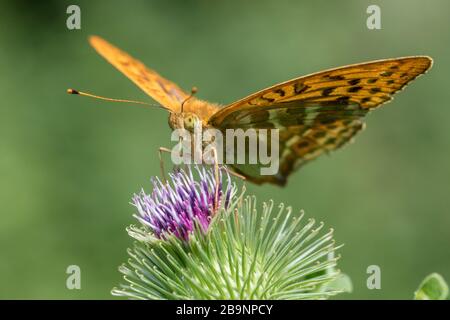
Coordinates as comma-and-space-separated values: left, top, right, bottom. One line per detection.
112, 166, 345, 299
131, 167, 235, 241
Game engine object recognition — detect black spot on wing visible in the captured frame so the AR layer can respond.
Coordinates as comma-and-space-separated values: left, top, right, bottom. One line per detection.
297, 141, 310, 148
322, 87, 335, 96
335, 96, 351, 105
325, 137, 337, 145
261, 96, 275, 103
348, 79, 361, 85
323, 74, 345, 81
320, 118, 336, 125
347, 86, 363, 93
294, 83, 310, 94
370, 87, 381, 94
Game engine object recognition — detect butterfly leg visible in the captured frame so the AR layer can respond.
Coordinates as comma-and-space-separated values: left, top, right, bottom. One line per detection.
204, 145, 246, 181
222, 167, 246, 181
158, 147, 172, 183
210, 147, 220, 214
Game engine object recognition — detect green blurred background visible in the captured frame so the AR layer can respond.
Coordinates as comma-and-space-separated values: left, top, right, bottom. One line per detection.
1, 0, 449, 299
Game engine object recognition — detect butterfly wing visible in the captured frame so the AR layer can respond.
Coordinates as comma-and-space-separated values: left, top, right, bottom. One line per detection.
209, 56, 432, 185
89, 35, 189, 112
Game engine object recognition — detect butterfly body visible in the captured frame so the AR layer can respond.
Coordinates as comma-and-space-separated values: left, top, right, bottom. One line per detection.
75, 36, 432, 186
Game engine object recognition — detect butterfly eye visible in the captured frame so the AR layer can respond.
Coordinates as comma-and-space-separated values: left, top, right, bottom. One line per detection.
183, 114, 200, 132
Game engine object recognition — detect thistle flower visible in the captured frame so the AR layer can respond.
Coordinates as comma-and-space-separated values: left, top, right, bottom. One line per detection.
132, 166, 235, 241
113, 166, 346, 300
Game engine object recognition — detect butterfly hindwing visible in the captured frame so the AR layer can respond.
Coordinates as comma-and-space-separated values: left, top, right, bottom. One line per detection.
228, 118, 365, 185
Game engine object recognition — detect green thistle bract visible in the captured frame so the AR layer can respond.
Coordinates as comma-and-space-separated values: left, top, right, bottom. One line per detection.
113, 166, 342, 300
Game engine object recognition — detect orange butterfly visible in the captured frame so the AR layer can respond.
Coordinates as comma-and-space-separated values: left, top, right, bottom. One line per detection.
68, 36, 432, 186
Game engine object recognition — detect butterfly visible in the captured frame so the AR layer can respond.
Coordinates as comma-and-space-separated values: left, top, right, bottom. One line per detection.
68, 35, 432, 186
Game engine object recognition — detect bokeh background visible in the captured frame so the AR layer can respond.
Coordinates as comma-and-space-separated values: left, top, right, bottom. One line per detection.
1, 0, 449, 299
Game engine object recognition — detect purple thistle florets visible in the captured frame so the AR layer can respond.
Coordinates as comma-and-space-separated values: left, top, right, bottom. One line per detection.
132, 166, 236, 241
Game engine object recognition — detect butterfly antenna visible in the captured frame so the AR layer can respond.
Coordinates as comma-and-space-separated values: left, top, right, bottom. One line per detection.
67, 88, 167, 110
180, 86, 198, 113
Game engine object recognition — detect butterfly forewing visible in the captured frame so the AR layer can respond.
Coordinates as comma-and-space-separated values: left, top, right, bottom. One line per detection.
209, 56, 432, 126
89, 36, 190, 111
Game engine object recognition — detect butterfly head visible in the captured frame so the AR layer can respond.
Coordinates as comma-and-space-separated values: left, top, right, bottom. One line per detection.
168, 112, 202, 133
